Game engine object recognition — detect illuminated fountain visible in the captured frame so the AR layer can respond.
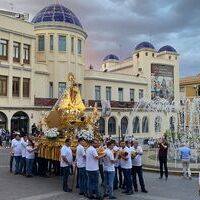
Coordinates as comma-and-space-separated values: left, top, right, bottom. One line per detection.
133, 97, 200, 170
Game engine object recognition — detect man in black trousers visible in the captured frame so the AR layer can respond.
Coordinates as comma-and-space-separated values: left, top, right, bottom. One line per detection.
158, 138, 168, 180
131, 140, 148, 193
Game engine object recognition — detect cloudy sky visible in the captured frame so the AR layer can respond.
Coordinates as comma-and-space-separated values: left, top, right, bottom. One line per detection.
0, 0, 200, 77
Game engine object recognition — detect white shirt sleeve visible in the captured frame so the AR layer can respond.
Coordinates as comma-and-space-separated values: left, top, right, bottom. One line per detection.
81, 146, 86, 156
21, 139, 27, 147
92, 148, 98, 158
61, 147, 66, 157
11, 139, 15, 148
109, 151, 114, 161
137, 146, 143, 154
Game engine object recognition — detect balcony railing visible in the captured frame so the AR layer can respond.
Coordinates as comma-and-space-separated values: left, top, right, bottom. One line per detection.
34, 98, 137, 108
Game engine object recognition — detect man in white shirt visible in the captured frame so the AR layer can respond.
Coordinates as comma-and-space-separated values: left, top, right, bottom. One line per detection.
120, 140, 133, 195
60, 138, 73, 192
132, 140, 148, 193
21, 135, 28, 175
11, 132, 22, 175
86, 139, 100, 199
103, 140, 118, 199
76, 138, 87, 195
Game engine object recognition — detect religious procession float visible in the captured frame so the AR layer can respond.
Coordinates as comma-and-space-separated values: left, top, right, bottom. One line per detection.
37, 73, 105, 161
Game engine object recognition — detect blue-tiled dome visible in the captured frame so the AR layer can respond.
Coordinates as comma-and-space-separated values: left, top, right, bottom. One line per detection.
135, 41, 155, 51
103, 54, 119, 61
32, 4, 82, 29
158, 45, 177, 53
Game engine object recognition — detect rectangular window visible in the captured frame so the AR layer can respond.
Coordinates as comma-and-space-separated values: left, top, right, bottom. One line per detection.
95, 86, 101, 101
23, 44, 30, 64
50, 35, 54, 51
49, 82, 53, 98
0, 39, 8, 60
77, 39, 82, 54
71, 37, 74, 53
58, 35, 66, 51
23, 78, 30, 97
139, 89, 144, 100
130, 89, 135, 102
118, 88, 123, 101
58, 82, 66, 97
13, 42, 20, 62
106, 87, 111, 101
0, 75, 7, 96
12, 77, 20, 97
38, 35, 45, 51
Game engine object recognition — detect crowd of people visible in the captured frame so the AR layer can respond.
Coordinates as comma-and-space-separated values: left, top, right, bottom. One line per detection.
0, 128, 11, 148
61, 138, 148, 199
9, 131, 193, 199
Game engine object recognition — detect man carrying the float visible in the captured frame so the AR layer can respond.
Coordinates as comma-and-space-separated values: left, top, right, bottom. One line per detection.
120, 140, 133, 195
60, 138, 73, 192
86, 139, 100, 199
76, 138, 87, 196
103, 140, 119, 199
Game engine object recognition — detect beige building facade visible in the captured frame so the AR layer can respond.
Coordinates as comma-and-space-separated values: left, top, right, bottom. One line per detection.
0, 4, 180, 139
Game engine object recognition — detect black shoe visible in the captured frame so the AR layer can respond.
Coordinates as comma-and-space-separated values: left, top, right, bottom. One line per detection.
122, 190, 128, 194
134, 189, 138, 192
79, 192, 84, 195
141, 189, 148, 193
109, 196, 117, 199
67, 189, 72, 192
14, 172, 19, 175
104, 194, 109, 197
126, 191, 133, 195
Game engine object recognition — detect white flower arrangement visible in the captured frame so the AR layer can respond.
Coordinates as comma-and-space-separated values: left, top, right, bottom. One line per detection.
44, 128, 60, 139
77, 129, 94, 141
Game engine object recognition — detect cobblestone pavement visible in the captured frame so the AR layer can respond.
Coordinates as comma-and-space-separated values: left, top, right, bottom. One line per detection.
0, 148, 199, 200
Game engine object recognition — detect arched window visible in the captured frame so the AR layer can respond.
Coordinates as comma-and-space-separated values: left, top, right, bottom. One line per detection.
0, 112, 7, 130
108, 117, 116, 136
170, 116, 175, 132
142, 116, 149, 133
155, 116, 162, 133
133, 116, 140, 133
121, 117, 128, 135
11, 111, 29, 134
98, 117, 105, 135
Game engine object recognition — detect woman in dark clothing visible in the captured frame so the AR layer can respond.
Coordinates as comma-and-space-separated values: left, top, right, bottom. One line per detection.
158, 138, 168, 180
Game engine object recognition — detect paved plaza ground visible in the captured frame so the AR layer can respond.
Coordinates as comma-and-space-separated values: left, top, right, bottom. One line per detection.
0, 148, 199, 200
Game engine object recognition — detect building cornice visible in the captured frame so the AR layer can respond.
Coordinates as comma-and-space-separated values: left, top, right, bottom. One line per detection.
34, 23, 87, 39
35, 70, 49, 75
0, 63, 9, 68
109, 65, 133, 72
0, 27, 35, 39
84, 76, 147, 85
